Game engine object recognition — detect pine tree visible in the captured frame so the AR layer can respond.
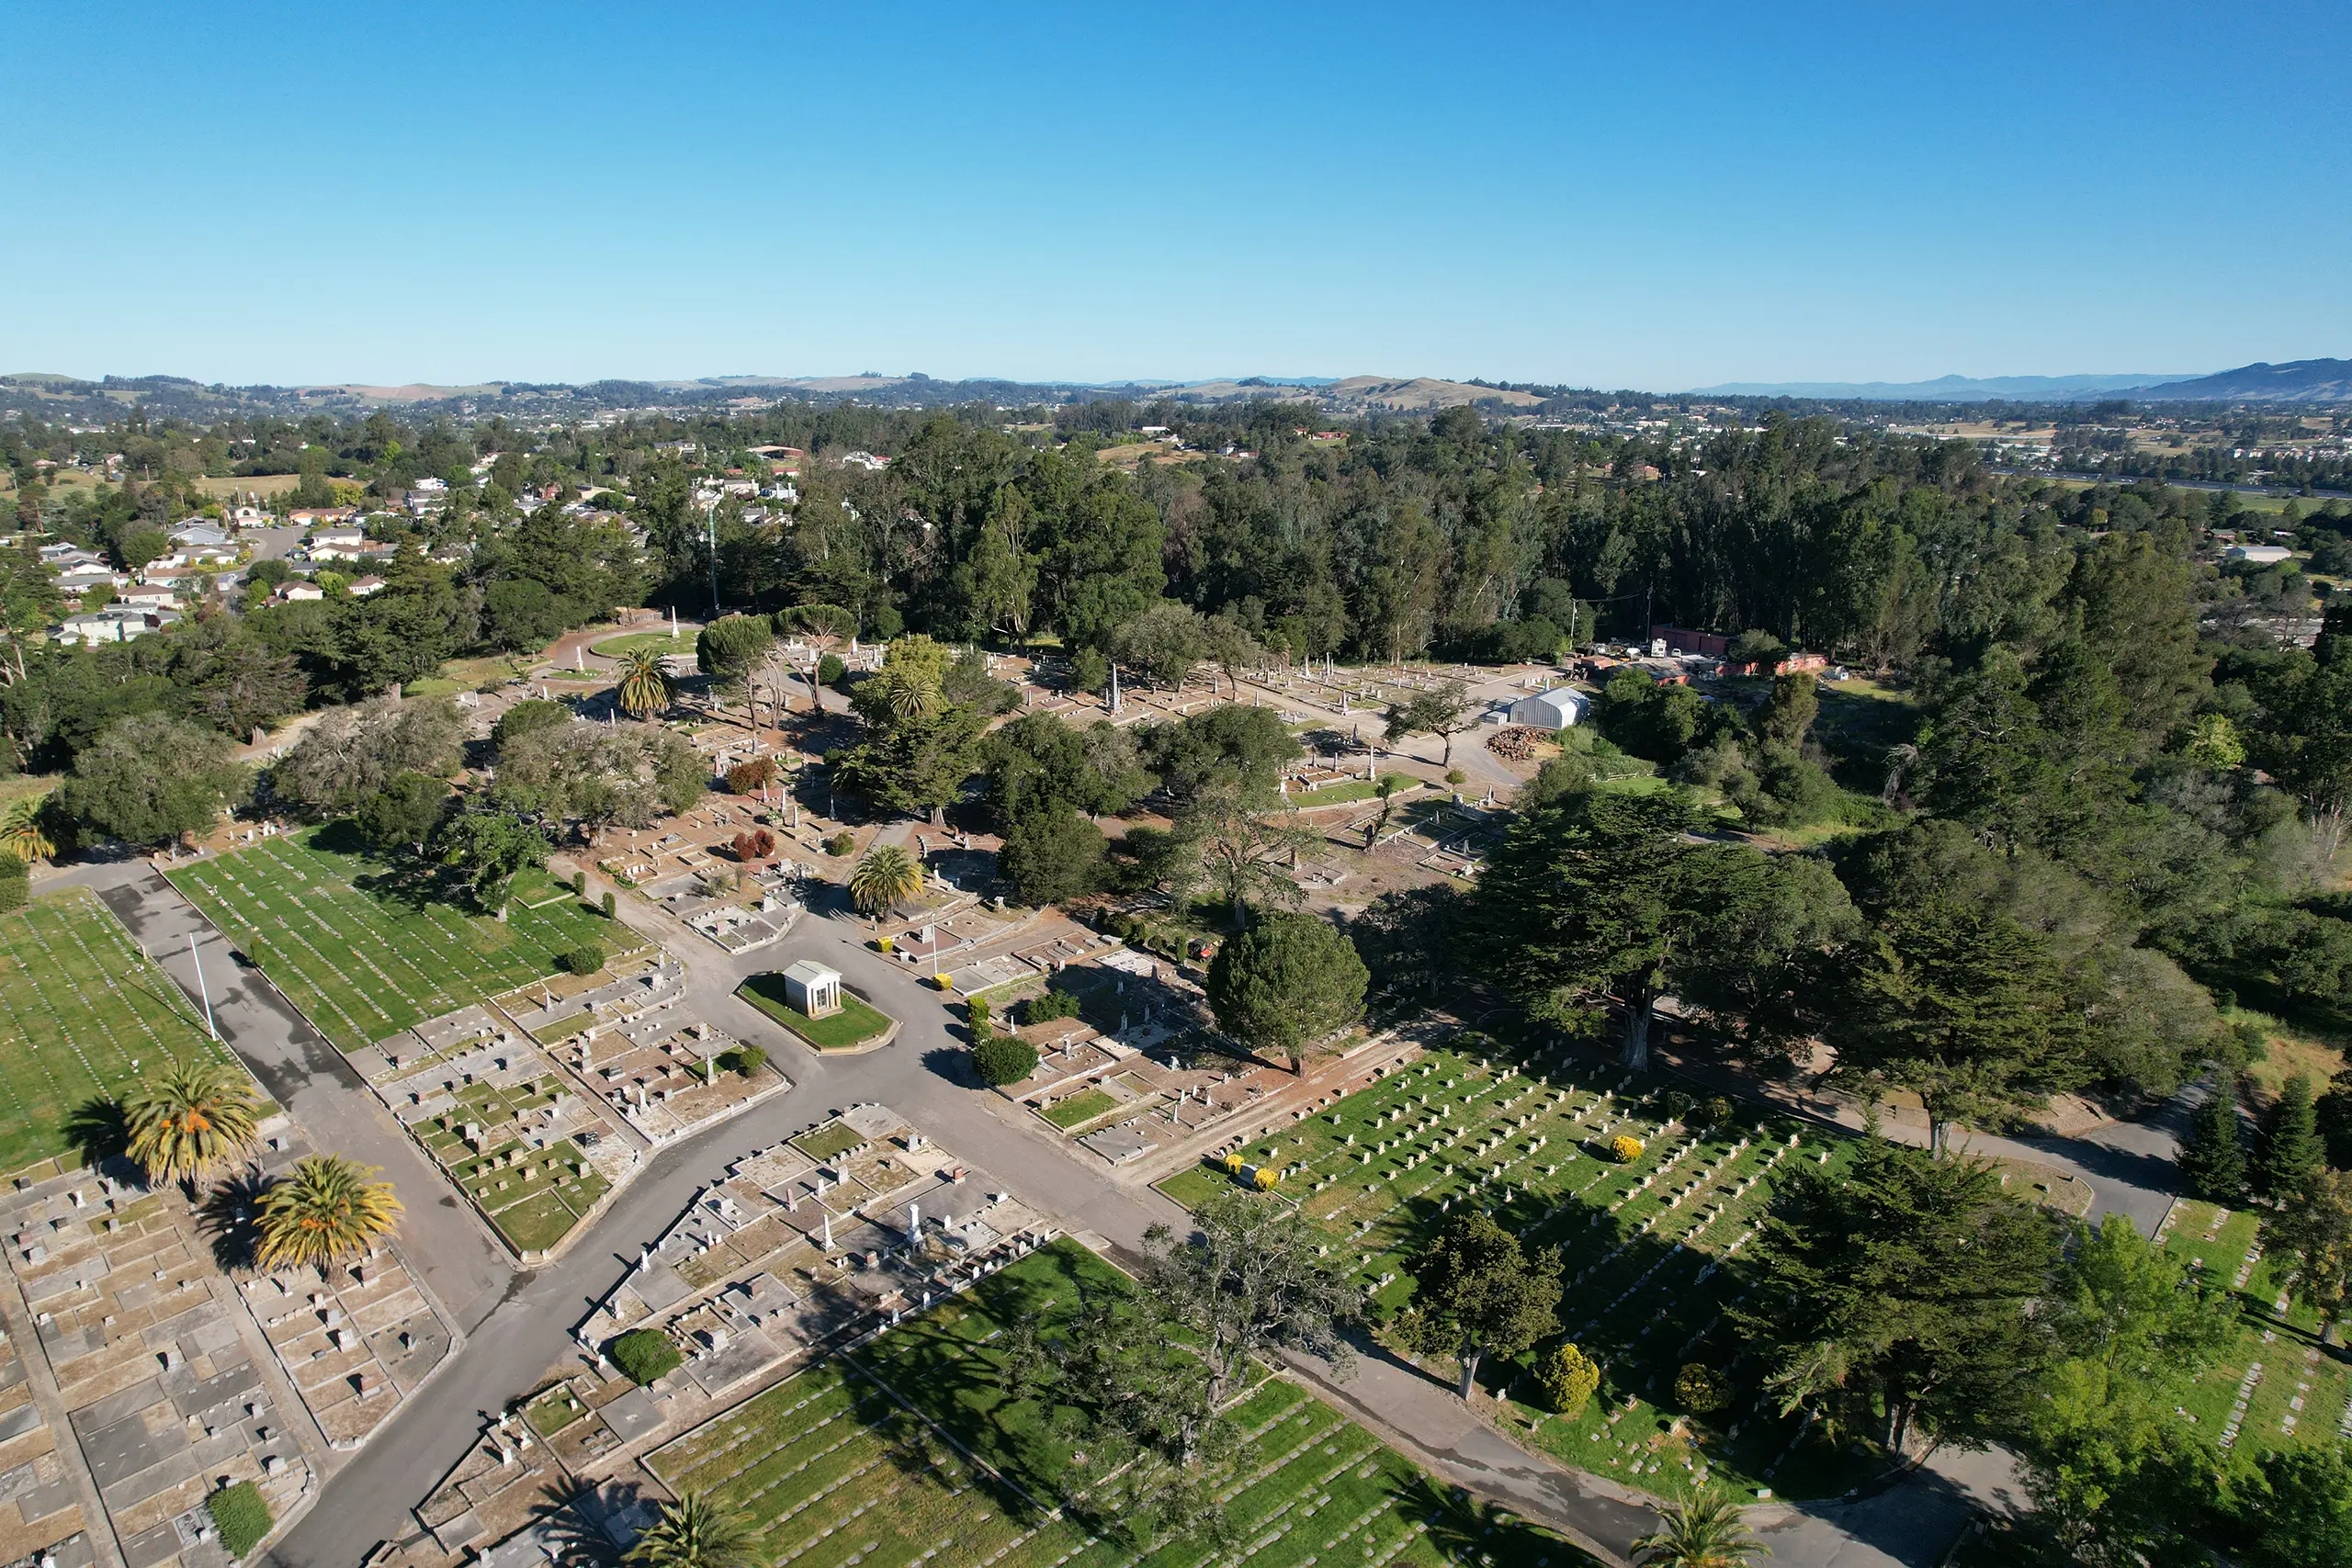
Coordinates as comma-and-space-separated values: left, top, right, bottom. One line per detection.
2180, 1069, 2248, 1202
2259, 1074, 2325, 1200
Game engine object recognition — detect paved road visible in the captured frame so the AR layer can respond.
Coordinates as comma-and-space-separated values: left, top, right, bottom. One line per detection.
43, 847, 2191, 1568
53, 859, 518, 1330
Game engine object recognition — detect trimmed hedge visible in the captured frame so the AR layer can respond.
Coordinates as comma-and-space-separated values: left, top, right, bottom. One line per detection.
208, 1480, 273, 1558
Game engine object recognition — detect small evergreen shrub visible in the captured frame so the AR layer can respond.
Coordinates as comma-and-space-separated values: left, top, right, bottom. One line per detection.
721, 1043, 768, 1077
974, 1034, 1039, 1087
1537, 1342, 1600, 1417
609, 1328, 681, 1385
208, 1480, 273, 1558
558, 943, 604, 976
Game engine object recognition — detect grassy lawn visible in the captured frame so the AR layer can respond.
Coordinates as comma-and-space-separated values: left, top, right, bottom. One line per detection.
793, 1122, 868, 1162
647, 1239, 1584, 1568
590, 629, 694, 660
411, 1077, 611, 1254
0, 890, 247, 1175
168, 823, 615, 1053
1156, 1040, 1873, 1502
2157, 1199, 2352, 1456
1038, 1089, 1120, 1130
525, 1383, 588, 1438
1288, 773, 1420, 807
737, 974, 893, 1049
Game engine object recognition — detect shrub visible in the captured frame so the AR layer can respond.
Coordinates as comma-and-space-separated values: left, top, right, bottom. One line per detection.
819, 653, 846, 687
1537, 1342, 1601, 1417
730, 828, 777, 862
558, 943, 604, 976
1609, 1134, 1644, 1163
1444, 768, 1466, 785
570, 869, 586, 895
1070, 647, 1109, 694
208, 1480, 273, 1558
1027, 989, 1082, 1024
601, 890, 616, 918
727, 756, 779, 795
721, 1043, 768, 1077
1674, 1361, 1729, 1415
1700, 1096, 1734, 1127
966, 997, 991, 1036
825, 831, 854, 857
609, 1328, 681, 1385
973, 1033, 1039, 1087
0, 854, 26, 915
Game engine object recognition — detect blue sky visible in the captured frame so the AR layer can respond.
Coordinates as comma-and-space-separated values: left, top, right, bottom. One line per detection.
3, 1, 2346, 390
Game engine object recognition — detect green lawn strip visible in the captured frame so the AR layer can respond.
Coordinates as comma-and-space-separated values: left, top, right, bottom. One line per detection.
737, 976, 892, 1049
793, 1123, 867, 1162
590, 630, 693, 660
0, 891, 244, 1174
525, 1384, 588, 1438
648, 1239, 1579, 1567
1287, 772, 1421, 807
1157, 1043, 1865, 1500
1038, 1089, 1120, 1131
167, 826, 608, 1051
2159, 1200, 2351, 1455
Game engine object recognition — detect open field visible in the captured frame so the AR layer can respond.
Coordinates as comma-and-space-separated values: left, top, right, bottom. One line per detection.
738, 975, 893, 1049
168, 824, 614, 1052
0, 890, 246, 1174
1159, 1040, 1871, 1499
2157, 1199, 2352, 1455
647, 1239, 1583, 1568
194, 474, 303, 498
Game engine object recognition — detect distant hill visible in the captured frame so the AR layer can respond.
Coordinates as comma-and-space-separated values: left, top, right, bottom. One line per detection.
1690, 372, 2188, 400
2130, 359, 2352, 402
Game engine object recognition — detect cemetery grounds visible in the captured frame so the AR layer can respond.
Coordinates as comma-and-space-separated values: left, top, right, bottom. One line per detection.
0, 889, 245, 1173
2152, 1198, 2352, 1456
404, 1072, 614, 1255
166, 824, 615, 1054
642, 1239, 1584, 1568
1157, 1040, 1869, 1501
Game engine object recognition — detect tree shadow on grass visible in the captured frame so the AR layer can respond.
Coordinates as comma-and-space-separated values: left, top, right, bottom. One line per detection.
1394, 1472, 1606, 1566
61, 1097, 130, 1175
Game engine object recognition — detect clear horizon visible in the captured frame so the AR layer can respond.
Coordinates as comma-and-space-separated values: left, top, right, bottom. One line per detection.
3, 1, 2345, 391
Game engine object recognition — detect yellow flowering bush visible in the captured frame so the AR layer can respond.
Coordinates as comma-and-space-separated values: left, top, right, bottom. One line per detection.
1609, 1134, 1645, 1163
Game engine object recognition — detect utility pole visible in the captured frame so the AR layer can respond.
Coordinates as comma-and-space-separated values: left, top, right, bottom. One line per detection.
188, 932, 217, 1042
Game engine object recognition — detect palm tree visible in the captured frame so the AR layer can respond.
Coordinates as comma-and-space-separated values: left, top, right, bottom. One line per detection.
1631, 1493, 1769, 1568
615, 646, 675, 718
624, 1493, 761, 1568
123, 1056, 262, 1189
0, 793, 57, 863
848, 842, 922, 919
255, 1156, 402, 1274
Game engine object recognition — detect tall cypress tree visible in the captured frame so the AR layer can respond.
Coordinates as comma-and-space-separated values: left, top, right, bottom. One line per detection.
2258, 1074, 2324, 1200
2180, 1069, 2247, 1203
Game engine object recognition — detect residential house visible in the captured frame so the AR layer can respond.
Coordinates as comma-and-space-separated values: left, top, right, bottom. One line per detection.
56, 606, 176, 646
305, 527, 369, 561
277, 581, 324, 603
346, 575, 386, 598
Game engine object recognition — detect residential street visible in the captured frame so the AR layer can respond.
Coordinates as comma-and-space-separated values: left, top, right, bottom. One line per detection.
34, 853, 2184, 1568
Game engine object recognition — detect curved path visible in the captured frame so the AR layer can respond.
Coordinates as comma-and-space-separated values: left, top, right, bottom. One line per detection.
41, 851, 2194, 1568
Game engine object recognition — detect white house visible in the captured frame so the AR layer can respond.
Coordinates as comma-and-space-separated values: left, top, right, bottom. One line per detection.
346, 574, 386, 597
277, 581, 324, 603
1506, 688, 1592, 729
2228, 544, 2294, 565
